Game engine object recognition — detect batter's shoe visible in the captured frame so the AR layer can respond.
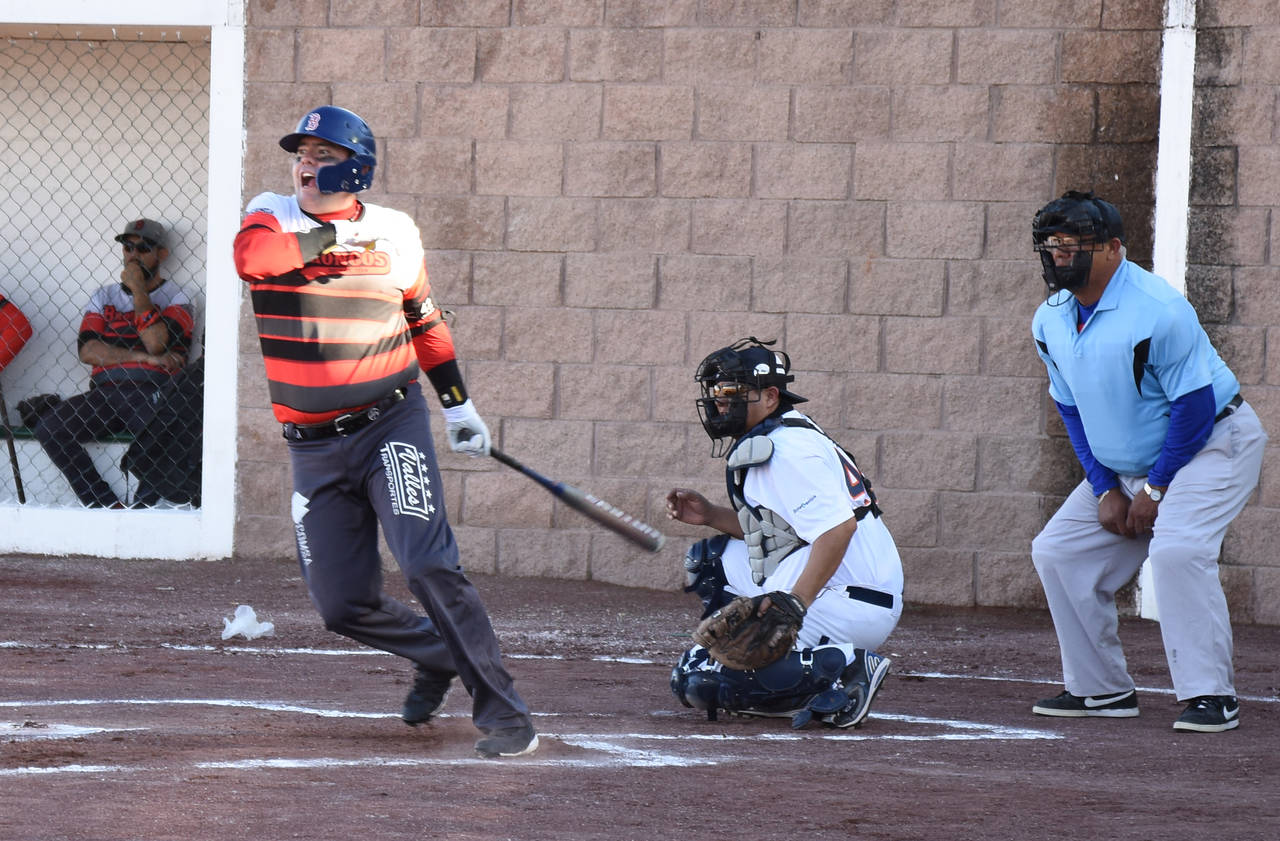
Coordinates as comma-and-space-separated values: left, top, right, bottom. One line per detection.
830, 649, 892, 729
475, 723, 539, 759
402, 665, 455, 726
1173, 695, 1239, 733
1032, 688, 1139, 718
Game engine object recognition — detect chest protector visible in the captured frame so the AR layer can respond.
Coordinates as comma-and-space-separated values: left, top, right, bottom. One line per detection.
725, 415, 881, 586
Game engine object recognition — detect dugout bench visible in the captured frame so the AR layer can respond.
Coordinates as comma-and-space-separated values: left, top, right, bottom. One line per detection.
0, 419, 134, 505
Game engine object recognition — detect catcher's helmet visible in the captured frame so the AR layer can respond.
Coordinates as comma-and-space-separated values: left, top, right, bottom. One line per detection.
279, 106, 377, 193
695, 337, 806, 452
1031, 191, 1124, 293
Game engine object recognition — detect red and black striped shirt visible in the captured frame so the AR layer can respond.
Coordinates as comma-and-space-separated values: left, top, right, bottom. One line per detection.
233, 192, 456, 425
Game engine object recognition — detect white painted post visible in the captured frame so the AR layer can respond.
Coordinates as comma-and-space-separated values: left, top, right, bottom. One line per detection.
1142, 0, 1199, 620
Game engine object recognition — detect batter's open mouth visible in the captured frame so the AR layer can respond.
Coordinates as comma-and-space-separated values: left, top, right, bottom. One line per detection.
300, 173, 315, 187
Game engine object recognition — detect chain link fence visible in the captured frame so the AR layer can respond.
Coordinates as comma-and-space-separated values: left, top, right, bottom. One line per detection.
0, 34, 209, 508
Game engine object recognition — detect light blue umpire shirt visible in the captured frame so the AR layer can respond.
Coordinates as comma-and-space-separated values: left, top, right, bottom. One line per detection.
1031, 260, 1239, 476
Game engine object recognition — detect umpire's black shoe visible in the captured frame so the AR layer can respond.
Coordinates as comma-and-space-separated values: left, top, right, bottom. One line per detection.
401, 664, 455, 726
1173, 695, 1239, 733
831, 649, 892, 729
475, 723, 539, 758
1032, 688, 1139, 718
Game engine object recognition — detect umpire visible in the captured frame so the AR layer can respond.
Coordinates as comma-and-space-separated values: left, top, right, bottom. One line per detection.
1028, 191, 1267, 733
233, 106, 537, 758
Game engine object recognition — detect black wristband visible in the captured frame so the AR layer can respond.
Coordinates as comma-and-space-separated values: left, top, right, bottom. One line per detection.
425, 359, 469, 408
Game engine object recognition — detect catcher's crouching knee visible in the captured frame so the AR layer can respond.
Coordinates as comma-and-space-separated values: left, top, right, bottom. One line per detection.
670, 646, 710, 707
672, 671, 725, 719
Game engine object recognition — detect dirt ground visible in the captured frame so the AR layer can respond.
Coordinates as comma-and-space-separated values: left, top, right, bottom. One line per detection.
2, 553, 1278, 841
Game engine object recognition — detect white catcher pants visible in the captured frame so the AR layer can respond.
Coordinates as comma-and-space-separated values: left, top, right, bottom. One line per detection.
1031, 402, 1266, 701
720, 516, 903, 652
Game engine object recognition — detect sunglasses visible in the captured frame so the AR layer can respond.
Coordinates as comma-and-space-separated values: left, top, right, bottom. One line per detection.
121, 241, 155, 254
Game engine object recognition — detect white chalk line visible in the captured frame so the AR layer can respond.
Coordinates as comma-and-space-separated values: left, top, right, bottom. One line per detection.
5, 639, 1277, 705
0, 710, 1052, 777
2, 639, 1274, 775
0, 697, 396, 719
0, 692, 1060, 780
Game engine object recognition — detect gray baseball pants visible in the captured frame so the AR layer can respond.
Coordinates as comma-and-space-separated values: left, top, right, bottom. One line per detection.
1031, 402, 1266, 702
286, 383, 531, 733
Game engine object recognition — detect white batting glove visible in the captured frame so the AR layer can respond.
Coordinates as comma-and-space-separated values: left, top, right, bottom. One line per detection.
330, 219, 377, 247
441, 399, 491, 457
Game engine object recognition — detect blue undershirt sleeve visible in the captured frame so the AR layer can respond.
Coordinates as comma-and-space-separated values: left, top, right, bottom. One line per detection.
1147, 384, 1216, 486
1055, 401, 1119, 497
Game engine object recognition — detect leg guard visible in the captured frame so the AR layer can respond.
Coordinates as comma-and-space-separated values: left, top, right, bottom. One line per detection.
671, 645, 717, 716
670, 644, 850, 722
683, 535, 733, 620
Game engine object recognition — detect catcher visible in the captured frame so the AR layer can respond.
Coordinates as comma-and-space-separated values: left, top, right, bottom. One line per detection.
667, 338, 904, 728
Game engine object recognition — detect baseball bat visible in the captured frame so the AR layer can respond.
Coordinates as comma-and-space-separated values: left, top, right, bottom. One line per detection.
0, 379, 25, 504
487, 446, 665, 553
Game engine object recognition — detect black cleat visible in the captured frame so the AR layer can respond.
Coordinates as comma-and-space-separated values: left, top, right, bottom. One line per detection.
401, 664, 455, 726
830, 649, 892, 729
474, 723, 539, 758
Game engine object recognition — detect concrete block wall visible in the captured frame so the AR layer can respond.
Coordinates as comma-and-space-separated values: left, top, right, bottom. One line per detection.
234, 1, 1279, 623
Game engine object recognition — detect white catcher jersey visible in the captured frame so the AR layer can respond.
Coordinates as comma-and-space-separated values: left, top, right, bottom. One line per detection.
734, 410, 903, 598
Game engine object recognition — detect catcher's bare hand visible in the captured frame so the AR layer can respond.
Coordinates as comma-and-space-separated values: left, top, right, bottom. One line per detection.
666, 488, 713, 526
693, 591, 807, 671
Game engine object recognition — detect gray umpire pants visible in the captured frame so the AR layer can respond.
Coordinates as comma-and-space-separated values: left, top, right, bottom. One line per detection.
1031, 402, 1266, 702
287, 383, 531, 733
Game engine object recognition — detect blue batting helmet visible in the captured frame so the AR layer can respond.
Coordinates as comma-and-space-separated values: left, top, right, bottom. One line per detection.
279, 106, 377, 193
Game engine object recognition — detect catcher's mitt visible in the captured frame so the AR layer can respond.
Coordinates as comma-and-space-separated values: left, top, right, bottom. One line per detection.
692, 591, 806, 671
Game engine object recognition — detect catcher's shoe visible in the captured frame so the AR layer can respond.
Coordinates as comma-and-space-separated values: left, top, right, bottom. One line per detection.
402, 664, 455, 726
1032, 688, 1139, 718
475, 723, 539, 758
829, 649, 892, 729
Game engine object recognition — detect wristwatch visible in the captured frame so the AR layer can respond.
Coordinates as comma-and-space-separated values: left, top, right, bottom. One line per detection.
1143, 482, 1165, 502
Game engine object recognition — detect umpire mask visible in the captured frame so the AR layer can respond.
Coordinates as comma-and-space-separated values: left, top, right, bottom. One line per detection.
1032, 191, 1124, 293
1035, 243, 1094, 293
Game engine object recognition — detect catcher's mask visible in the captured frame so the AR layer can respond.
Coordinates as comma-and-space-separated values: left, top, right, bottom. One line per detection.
1031, 190, 1124, 294
279, 105, 377, 194
695, 337, 807, 456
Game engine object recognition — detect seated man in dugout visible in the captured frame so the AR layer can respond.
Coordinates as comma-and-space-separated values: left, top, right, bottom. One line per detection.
33, 218, 194, 508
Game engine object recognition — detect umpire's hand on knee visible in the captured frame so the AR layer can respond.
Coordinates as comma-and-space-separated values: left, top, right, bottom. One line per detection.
1097, 489, 1136, 538
1125, 489, 1160, 537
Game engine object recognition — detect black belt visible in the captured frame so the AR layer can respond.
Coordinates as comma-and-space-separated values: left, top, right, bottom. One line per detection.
845, 586, 895, 609
282, 388, 406, 441
1214, 393, 1243, 424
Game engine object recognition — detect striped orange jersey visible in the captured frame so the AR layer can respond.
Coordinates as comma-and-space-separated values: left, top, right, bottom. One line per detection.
233, 192, 455, 424
79, 281, 193, 386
